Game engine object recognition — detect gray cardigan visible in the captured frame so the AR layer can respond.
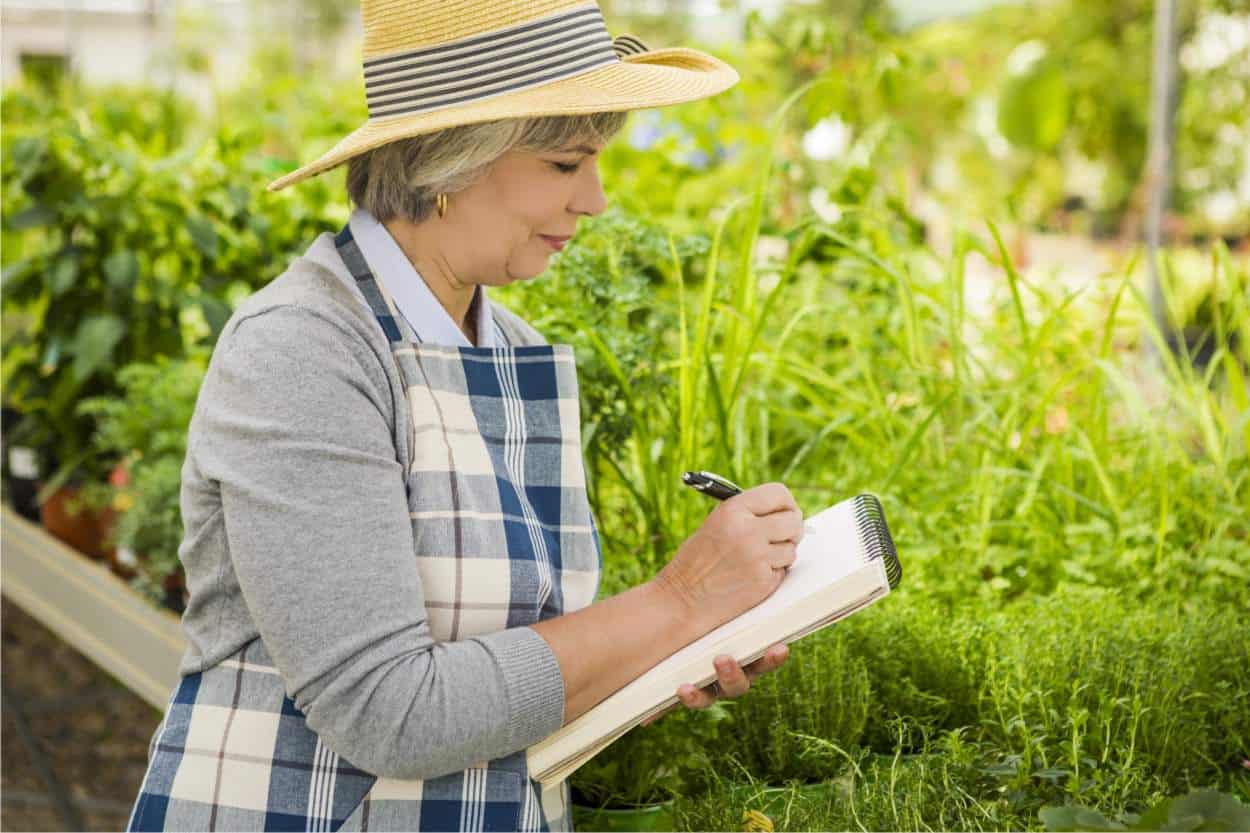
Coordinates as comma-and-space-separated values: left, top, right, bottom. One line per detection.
171, 230, 566, 778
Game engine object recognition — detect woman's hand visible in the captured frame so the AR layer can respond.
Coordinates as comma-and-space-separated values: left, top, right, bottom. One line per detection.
655, 483, 804, 636
640, 643, 790, 726
640, 483, 801, 727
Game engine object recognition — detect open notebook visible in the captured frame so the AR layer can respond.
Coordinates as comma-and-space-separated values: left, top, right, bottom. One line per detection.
526, 493, 902, 786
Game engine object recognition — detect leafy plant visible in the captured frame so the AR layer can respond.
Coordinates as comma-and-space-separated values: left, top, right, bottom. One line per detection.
700, 628, 872, 784
0, 79, 340, 498
75, 352, 208, 606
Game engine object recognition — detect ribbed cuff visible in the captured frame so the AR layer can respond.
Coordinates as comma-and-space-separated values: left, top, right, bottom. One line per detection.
480, 626, 566, 750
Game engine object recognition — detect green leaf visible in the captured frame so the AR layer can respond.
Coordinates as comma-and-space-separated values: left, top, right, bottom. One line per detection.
1134, 798, 1174, 831
1166, 789, 1250, 832
197, 294, 233, 341
1204, 557, 1248, 579
1040, 805, 1124, 832
1076, 808, 1125, 831
980, 761, 1020, 777
9, 135, 48, 185
1, 259, 35, 293
49, 252, 79, 297
1033, 768, 1073, 782
998, 60, 1069, 151
39, 333, 63, 377
187, 214, 219, 258
7, 204, 56, 230
69, 315, 126, 383
103, 248, 139, 290
33, 449, 93, 507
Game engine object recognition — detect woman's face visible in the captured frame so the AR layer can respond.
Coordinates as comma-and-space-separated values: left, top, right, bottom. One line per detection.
441, 141, 609, 286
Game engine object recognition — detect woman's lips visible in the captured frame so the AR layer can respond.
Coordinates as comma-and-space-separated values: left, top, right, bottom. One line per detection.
540, 235, 570, 251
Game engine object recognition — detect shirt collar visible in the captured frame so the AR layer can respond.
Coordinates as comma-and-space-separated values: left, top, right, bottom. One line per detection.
348, 207, 495, 347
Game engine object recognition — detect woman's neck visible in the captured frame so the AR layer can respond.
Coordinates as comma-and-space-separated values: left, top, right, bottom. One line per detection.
382, 216, 477, 335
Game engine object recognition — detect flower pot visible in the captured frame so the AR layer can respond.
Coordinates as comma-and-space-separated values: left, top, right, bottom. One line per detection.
572, 800, 674, 832
37, 482, 110, 560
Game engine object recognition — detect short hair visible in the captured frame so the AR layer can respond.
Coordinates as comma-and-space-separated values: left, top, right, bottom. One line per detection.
345, 111, 630, 224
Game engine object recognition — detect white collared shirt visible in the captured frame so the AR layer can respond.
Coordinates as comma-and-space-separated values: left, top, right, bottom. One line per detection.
348, 207, 497, 347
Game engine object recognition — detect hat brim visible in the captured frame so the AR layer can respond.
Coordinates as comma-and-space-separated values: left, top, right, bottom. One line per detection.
265, 48, 738, 192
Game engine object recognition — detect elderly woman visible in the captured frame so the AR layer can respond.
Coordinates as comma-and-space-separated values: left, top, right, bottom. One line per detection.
127, 2, 804, 831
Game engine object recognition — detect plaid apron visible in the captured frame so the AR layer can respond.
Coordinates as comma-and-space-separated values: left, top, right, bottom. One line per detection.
128, 224, 601, 832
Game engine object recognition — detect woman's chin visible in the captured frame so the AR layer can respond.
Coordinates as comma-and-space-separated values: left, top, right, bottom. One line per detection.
506, 261, 550, 282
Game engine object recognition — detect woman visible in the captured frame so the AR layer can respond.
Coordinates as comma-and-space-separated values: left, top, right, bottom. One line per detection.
127, 2, 804, 831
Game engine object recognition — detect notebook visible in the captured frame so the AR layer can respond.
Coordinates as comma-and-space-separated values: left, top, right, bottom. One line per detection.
526, 493, 902, 786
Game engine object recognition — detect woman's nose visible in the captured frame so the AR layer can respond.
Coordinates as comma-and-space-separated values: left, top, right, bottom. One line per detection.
571, 164, 608, 217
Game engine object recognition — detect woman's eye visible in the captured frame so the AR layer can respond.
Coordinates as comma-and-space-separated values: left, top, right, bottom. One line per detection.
551, 161, 580, 174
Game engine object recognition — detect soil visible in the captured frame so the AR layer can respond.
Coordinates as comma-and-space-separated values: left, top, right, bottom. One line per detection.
1, 597, 163, 831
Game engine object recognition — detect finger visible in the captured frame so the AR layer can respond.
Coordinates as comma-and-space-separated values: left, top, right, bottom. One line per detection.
714, 654, 750, 698
760, 508, 804, 544
744, 643, 789, 682
738, 482, 799, 517
765, 541, 798, 569
677, 682, 717, 710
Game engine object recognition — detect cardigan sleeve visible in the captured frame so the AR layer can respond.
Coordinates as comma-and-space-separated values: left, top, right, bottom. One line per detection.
190, 303, 565, 780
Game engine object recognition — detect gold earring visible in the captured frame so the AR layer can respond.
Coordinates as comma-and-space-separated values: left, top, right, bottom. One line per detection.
436, 192, 448, 219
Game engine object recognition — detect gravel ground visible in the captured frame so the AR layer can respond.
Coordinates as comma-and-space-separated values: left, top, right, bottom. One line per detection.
2, 597, 163, 831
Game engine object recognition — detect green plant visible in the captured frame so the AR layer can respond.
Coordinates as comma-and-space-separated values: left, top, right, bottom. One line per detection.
673, 731, 1021, 832
0, 78, 341, 498
700, 628, 872, 784
75, 352, 208, 604
980, 592, 1250, 801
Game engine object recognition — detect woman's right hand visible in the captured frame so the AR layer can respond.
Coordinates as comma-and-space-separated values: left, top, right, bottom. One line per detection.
654, 482, 804, 632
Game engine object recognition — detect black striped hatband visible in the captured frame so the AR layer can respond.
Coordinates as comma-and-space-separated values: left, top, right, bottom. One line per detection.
363, 5, 622, 120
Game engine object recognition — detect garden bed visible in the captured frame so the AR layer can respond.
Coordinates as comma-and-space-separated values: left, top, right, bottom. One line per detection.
0, 504, 184, 712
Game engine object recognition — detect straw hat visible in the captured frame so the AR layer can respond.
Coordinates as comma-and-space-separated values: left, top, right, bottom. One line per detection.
266, 0, 740, 192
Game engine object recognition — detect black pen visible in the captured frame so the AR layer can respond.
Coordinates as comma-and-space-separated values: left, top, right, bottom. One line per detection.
681, 470, 743, 501
682, 470, 816, 537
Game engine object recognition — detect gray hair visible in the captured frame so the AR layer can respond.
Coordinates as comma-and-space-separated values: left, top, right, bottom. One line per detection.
345, 112, 630, 224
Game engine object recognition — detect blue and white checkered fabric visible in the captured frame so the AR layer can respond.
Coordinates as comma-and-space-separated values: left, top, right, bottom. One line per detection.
128, 223, 601, 831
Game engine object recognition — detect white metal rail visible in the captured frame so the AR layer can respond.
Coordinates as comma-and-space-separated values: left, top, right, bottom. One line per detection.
1, 504, 184, 711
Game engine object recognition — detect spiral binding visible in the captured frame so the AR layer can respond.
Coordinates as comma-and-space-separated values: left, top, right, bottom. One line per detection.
853, 494, 902, 590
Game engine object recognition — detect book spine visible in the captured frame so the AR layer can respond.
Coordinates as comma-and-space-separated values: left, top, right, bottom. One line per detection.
854, 493, 902, 589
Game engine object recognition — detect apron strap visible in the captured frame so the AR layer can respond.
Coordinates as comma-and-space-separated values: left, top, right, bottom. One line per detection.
334, 223, 421, 344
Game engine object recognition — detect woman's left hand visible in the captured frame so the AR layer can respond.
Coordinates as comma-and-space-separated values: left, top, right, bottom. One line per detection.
640, 643, 790, 726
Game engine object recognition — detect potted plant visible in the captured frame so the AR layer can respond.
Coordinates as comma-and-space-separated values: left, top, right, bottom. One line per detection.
1, 78, 332, 534
75, 351, 208, 614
